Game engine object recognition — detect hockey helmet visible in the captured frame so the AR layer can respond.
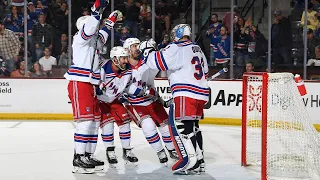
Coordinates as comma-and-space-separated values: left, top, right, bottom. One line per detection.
123, 38, 141, 53
171, 24, 192, 42
110, 46, 129, 70
76, 16, 90, 31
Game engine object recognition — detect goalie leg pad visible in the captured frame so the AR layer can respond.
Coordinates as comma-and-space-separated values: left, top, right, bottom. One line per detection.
168, 104, 198, 173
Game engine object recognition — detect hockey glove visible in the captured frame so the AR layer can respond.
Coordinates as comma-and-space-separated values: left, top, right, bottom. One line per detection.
95, 86, 103, 96
91, 0, 109, 14
119, 93, 129, 103
105, 10, 123, 29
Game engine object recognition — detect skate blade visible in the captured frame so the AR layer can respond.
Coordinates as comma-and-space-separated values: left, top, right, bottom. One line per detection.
109, 163, 117, 168
72, 167, 95, 174
173, 169, 201, 175
124, 160, 138, 167
160, 162, 168, 167
94, 165, 104, 171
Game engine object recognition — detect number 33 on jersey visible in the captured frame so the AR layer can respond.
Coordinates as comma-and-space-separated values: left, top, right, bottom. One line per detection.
146, 40, 210, 102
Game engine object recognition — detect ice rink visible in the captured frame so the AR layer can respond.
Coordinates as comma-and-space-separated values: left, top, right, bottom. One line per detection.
0, 121, 260, 180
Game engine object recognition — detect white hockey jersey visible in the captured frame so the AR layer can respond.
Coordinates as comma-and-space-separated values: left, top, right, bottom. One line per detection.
125, 57, 159, 106
97, 60, 132, 103
64, 15, 110, 85
146, 40, 210, 102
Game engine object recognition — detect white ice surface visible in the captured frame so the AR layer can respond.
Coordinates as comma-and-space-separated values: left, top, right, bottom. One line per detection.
0, 121, 259, 180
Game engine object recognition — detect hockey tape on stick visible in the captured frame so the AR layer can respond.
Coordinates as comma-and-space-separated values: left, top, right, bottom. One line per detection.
206, 67, 228, 81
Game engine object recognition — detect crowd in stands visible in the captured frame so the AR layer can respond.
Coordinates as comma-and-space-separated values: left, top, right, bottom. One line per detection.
205, 0, 320, 79
0, 0, 180, 78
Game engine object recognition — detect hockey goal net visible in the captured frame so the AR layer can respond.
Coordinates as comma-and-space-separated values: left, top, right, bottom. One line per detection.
241, 72, 320, 180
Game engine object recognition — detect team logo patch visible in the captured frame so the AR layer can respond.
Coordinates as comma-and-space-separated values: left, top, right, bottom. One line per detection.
86, 107, 91, 112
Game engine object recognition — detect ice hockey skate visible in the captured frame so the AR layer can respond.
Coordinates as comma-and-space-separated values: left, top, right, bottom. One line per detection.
157, 149, 168, 166
198, 159, 205, 172
85, 152, 104, 171
123, 147, 138, 165
106, 146, 118, 168
167, 149, 179, 161
72, 154, 95, 174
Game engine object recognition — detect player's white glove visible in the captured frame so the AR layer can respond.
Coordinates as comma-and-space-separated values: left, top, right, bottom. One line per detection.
105, 10, 123, 29
91, 0, 109, 15
138, 39, 157, 58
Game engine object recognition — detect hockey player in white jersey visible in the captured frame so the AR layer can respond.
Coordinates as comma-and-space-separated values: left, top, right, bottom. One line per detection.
96, 46, 138, 167
64, 0, 123, 174
141, 24, 209, 174
122, 38, 179, 165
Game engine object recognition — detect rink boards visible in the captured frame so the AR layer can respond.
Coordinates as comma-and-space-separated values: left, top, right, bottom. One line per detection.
0, 78, 319, 130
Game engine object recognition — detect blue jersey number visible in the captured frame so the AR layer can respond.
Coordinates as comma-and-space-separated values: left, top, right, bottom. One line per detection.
191, 56, 203, 80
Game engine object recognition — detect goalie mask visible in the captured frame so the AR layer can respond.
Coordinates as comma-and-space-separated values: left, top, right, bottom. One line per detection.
138, 38, 157, 57
171, 24, 192, 42
110, 46, 129, 71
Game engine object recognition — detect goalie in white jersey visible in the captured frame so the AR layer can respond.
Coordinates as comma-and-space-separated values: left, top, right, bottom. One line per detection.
141, 24, 209, 174
96, 46, 139, 166
64, 0, 123, 174
122, 38, 179, 165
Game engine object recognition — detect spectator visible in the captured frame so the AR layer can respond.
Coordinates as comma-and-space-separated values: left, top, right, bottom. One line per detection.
223, 5, 239, 32
245, 61, 255, 72
52, 33, 68, 60
115, 26, 134, 46
57, 47, 69, 66
307, 29, 320, 59
140, 0, 151, 19
206, 13, 222, 38
38, 47, 57, 74
246, 21, 268, 63
3, 5, 24, 33
35, 0, 48, 15
307, 45, 320, 66
81, 7, 90, 16
0, 20, 21, 73
211, 26, 231, 65
234, 17, 252, 66
53, 0, 62, 12
0, 56, 9, 77
301, 2, 319, 31
31, 61, 47, 77
10, 60, 31, 77
142, 11, 152, 37
271, 10, 293, 64
27, 2, 41, 62
155, 0, 171, 34
157, 34, 170, 50
52, 2, 68, 36
124, 0, 141, 37
32, 13, 53, 61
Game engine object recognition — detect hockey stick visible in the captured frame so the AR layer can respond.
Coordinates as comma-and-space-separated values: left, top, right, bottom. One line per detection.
89, 7, 107, 79
120, 94, 141, 123
206, 67, 228, 81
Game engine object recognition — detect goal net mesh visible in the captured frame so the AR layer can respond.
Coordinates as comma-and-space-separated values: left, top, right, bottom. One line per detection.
244, 73, 320, 179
